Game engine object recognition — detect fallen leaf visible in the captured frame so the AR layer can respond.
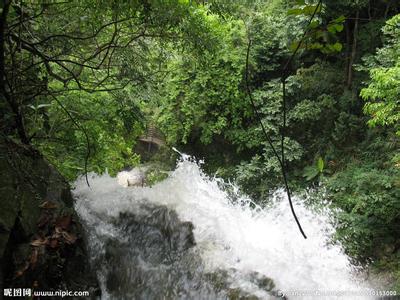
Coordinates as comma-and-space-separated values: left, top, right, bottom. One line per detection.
14, 270, 25, 278
55, 215, 72, 230
14, 262, 29, 278
39, 201, 58, 209
30, 248, 38, 268
37, 213, 52, 228
51, 230, 61, 240
62, 231, 77, 244
30, 237, 48, 247
49, 239, 58, 249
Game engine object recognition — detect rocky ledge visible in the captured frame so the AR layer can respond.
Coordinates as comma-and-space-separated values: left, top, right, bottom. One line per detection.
0, 135, 99, 298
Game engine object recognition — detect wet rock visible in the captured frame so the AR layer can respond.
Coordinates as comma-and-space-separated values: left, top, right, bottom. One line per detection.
205, 268, 281, 300
116, 204, 196, 256
117, 169, 146, 187
0, 135, 99, 298
227, 288, 259, 300
84, 199, 282, 299
90, 202, 224, 299
249, 271, 275, 292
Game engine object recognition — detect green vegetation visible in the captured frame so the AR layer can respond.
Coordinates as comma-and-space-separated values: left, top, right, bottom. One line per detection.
1, 0, 399, 291
361, 14, 400, 136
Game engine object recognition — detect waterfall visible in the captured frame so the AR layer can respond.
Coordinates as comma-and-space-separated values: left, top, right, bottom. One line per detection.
73, 155, 372, 299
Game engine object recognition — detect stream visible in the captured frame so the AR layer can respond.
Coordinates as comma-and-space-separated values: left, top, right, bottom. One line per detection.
73, 155, 373, 299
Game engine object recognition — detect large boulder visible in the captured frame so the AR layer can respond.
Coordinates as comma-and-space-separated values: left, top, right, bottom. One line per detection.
0, 135, 99, 298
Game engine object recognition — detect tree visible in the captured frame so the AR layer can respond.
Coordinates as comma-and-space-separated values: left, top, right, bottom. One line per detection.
361, 14, 400, 136
0, 0, 220, 178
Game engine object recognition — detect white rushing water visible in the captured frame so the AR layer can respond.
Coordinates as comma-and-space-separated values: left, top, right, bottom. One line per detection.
73, 155, 372, 299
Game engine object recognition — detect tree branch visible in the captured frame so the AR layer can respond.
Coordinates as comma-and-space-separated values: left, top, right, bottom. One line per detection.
49, 93, 91, 187
1, 0, 29, 144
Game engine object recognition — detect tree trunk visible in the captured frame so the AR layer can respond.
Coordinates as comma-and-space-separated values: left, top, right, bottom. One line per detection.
347, 11, 359, 90
0, 0, 29, 144
344, 19, 351, 84
384, 0, 392, 19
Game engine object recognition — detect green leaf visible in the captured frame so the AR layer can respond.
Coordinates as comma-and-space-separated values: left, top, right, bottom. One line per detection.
323, 42, 343, 53
302, 4, 322, 15
27, 104, 52, 111
334, 24, 344, 32
309, 20, 320, 29
303, 165, 319, 181
317, 157, 324, 173
328, 23, 344, 33
334, 15, 346, 23
37, 104, 52, 109
327, 24, 336, 33
287, 8, 303, 15
315, 29, 325, 39
309, 42, 323, 50
332, 42, 343, 52
289, 41, 301, 52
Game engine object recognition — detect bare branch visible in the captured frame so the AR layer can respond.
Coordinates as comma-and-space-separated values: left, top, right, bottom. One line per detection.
49, 93, 91, 187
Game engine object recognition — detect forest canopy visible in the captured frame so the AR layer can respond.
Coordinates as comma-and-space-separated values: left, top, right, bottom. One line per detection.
1, 0, 400, 291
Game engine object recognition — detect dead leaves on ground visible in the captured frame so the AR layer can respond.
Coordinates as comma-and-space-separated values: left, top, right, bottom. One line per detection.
49, 238, 58, 249
30, 230, 77, 251
31, 214, 77, 250
14, 262, 30, 279
55, 215, 72, 230
30, 248, 38, 268
51, 226, 77, 245
30, 237, 48, 247
14, 248, 39, 279
14, 201, 79, 280
39, 200, 58, 209
36, 200, 77, 247
60, 231, 77, 244
37, 213, 52, 228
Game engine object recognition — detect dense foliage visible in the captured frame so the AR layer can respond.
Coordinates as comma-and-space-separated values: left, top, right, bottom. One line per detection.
1, 0, 399, 291
361, 14, 400, 136
0, 0, 219, 177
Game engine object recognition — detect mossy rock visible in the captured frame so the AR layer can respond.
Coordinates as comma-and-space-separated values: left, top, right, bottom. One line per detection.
0, 135, 99, 297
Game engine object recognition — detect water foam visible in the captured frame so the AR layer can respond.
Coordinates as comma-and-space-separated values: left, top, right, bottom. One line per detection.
73, 156, 371, 299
